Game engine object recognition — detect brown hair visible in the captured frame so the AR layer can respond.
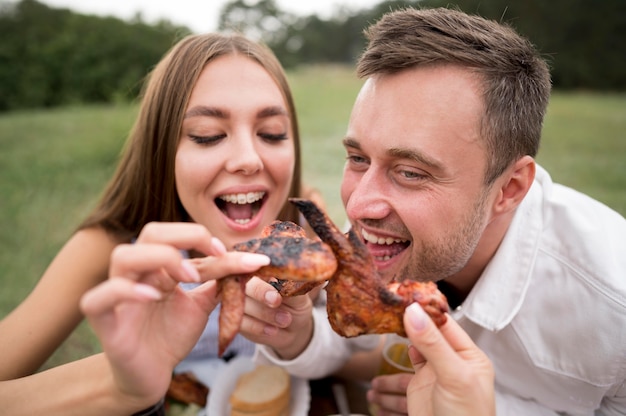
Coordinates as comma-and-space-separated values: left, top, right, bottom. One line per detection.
80, 33, 302, 240
357, 7, 551, 184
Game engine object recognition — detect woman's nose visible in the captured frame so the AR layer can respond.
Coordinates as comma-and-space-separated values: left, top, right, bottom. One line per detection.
224, 136, 263, 175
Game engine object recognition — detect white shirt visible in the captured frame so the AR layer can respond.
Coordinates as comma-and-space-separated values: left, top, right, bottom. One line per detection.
256, 165, 626, 415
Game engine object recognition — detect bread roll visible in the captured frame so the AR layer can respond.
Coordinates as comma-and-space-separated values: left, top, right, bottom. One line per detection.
229, 365, 290, 416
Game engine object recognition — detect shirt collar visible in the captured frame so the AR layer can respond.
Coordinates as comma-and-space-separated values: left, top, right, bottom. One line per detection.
457, 166, 550, 331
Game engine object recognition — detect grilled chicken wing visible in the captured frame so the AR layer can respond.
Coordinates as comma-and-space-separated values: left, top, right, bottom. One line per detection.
192, 198, 448, 355
290, 198, 449, 337
191, 220, 336, 356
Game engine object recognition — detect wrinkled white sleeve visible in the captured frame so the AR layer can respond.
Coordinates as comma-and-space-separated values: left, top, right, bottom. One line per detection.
253, 306, 379, 379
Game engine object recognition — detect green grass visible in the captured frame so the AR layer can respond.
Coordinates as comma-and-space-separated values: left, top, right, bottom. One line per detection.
537, 92, 626, 214
0, 65, 624, 370
288, 65, 364, 225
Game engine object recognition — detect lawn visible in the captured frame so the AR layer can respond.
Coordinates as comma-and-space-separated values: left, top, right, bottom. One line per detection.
0, 65, 624, 369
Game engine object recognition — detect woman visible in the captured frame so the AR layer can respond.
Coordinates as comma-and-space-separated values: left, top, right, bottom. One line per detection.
0, 32, 321, 411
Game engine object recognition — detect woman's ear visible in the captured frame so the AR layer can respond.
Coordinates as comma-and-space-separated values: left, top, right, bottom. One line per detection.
493, 156, 535, 214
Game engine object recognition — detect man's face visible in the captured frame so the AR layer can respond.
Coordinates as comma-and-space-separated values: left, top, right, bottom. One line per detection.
341, 65, 494, 283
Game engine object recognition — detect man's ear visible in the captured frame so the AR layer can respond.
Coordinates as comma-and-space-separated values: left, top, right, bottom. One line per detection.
493, 156, 535, 214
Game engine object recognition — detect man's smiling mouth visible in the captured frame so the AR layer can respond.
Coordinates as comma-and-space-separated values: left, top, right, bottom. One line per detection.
361, 228, 409, 261
216, 191, 265, 225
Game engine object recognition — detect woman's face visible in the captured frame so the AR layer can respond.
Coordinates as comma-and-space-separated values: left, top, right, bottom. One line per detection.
175, 54, 295, 248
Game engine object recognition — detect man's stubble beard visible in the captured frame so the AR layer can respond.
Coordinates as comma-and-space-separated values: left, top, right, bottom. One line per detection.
401, 189, 491, 283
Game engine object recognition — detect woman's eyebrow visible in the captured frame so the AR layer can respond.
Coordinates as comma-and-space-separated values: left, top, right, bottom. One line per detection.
257, 106, 288, 118
184, 105, 228, 119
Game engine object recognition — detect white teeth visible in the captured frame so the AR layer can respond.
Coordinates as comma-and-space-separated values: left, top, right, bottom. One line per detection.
219, 191, 265, 204
361, 229, 407, 245
234, 218, 251, 225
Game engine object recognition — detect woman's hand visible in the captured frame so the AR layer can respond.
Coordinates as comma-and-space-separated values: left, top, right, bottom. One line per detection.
79, 222, 271, 407
404, 303, 495, 416
238, 277, 314, 359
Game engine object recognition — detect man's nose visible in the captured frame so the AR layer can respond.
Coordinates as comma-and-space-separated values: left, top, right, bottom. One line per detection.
345, 168, 392, 220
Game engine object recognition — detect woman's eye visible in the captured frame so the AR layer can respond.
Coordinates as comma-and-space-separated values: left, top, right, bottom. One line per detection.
259, 132, 288, 142
189, 134, 226, 145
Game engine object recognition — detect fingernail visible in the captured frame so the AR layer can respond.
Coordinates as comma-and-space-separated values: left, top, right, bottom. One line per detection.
407, 302, 427, 331
263, 325, 278, 336
134, 284, 162, 300
265, 290, 281, 305
211, 237, 227, 255
240, 253, 271, 268
181, 259, 201, 282
275, 311, 291, 326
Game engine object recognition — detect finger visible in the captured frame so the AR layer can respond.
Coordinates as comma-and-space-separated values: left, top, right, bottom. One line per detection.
80, 278, 161, 339
81, 277, 161, 316
191, 252, 270, 281
371, 373, 412, 394
245, 276, 283, 308
110, 244, 200, 284
407, 344, 426, 369
404, 303, 467, 377
186, 280, 221, 315
242, 279, 292, 330
367, 388, 409, 415
279, 291, 312, 314
135, 222, 225, 256
239, 311, 280, 340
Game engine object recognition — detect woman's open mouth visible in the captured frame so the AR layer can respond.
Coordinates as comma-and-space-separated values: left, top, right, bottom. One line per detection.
215, 191, 266, 225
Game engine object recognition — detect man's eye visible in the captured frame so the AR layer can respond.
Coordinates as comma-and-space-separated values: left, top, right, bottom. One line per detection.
347, 155, 367, 164
400, 169, 428, 180
189, 134, 225, 145
259, 132, 288, 142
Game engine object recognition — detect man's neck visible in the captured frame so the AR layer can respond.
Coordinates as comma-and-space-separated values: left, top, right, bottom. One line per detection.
439, 210, 515, 308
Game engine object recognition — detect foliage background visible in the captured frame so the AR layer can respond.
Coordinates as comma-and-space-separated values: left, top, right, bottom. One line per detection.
1, 0, 625, 111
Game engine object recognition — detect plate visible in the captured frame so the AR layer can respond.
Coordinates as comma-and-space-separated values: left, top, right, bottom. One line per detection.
206, 355, 310, 416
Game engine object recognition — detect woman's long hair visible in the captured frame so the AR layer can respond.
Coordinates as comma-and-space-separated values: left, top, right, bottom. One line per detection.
79, 33, 302, 241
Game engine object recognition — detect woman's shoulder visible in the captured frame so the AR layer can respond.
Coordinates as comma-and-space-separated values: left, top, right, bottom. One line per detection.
53, 227, 125, 283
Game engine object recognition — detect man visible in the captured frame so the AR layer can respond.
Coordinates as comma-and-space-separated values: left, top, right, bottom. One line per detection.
247, 6, 626, 415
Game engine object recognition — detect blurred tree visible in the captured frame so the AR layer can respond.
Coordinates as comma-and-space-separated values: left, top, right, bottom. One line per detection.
1, 0, 623, 111
218, 0, 296, 45
419, 0, 626, 89
0, 0, 189, 111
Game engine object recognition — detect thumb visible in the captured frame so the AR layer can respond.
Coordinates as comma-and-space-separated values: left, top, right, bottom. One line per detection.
403, 303, 459, 375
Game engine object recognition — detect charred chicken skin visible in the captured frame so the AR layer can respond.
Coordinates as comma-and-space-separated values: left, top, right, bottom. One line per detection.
192, 199, 448, 355
289, 198, 449, 337
191, 220, 336, 356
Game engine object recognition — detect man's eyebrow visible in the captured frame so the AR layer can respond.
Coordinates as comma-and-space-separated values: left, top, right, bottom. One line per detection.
184, 106, 227, 119
387, 147, 444, 170
343, 137, 443, 170
343, 137, 361, 150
